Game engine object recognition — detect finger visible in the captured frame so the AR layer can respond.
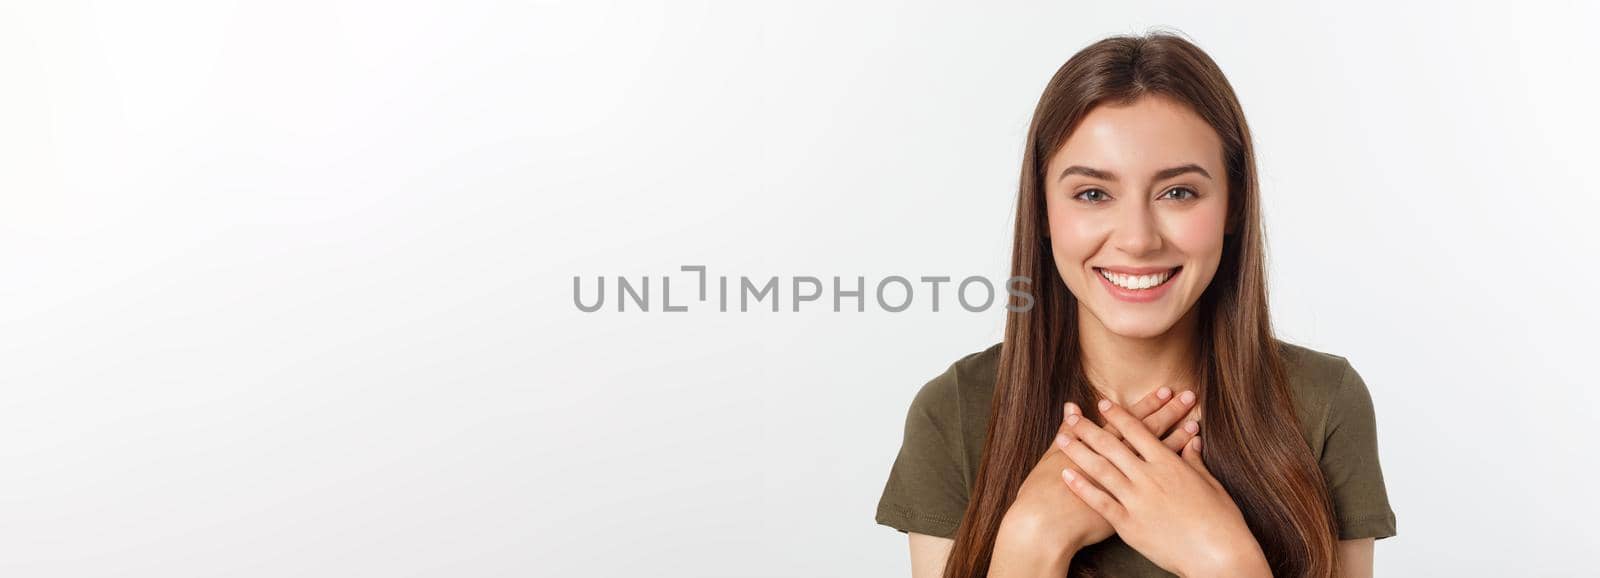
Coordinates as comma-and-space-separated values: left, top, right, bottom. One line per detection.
1065, 410, 1148, 480
1054, 405, 1092, 476
1061, 467, 1128, 526
1125, 387, 1172, 421
1096, 399, 1175, 462
1181, 435, 1204, 468
1181, 436, 1224, 490
1055, 423, 1134, 497
1103, 387, 1171, 439
1059, 402, 1081, 436
1142, 390, 1199, 438
1056, 400, 1081, 454
1162, 418, 1200, 453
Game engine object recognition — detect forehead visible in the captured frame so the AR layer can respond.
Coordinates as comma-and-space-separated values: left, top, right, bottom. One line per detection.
1048, 94, 1224, 176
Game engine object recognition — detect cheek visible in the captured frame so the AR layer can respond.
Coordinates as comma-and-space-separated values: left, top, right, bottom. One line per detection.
1045, 205, 1106, 262
1162, 204, 1229, 259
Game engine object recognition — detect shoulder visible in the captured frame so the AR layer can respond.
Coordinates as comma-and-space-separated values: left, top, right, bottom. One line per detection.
1277, 339, 1356, 394
913, 342, 1003, 412
903, 342, 1002, 479
879, 343, 1004, 538
945, 341, 1004, 392
1275, 339, 1373, 454
1278, 341, 1397, 538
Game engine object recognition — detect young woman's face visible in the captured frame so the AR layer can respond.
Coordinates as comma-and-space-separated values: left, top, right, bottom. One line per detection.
1043, 94, 1231, 339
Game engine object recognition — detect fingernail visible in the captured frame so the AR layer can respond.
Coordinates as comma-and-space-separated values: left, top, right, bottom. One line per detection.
1056, 433, 1071, 448
1193, 437, 1203, 451
1180, 391, 1196, 405
1066, 414, 1080, 426
1065, 402, 1079, 415
1157, 387, 1171, 400
1062, 468, 1077, 482
1097, 399, 1111, 412
1185, 421, 1199, 434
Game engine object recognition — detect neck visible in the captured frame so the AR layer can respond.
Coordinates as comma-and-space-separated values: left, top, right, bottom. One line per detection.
1075, 303, 1202, 408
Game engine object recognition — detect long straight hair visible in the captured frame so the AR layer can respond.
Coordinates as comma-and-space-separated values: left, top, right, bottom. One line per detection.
942, 32, 1340, 577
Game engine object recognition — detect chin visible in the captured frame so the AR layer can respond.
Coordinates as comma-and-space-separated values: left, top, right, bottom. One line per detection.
1092, 308, 1181, 339
1105, 320, 1177, 339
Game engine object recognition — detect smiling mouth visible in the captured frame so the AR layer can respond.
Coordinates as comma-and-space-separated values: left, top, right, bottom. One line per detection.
1095, 266, 1182, 291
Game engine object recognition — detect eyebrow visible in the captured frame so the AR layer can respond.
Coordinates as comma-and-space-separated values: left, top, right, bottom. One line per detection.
1057, 163, 1212, 183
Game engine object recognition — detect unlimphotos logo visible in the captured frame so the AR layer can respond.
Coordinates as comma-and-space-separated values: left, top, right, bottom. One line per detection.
573, 265, 1036, 313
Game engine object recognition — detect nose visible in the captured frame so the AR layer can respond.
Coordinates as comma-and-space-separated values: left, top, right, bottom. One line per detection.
1111, 201, 1163, 256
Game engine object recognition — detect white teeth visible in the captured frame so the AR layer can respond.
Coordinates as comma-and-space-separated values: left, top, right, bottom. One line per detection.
1099, 268, 1174, 290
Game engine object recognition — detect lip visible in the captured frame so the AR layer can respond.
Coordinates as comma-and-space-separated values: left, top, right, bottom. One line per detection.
1095, 265, 1181, 275
1094, 266, 1182, 303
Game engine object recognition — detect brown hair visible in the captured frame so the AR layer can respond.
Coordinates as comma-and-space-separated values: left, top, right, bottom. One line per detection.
941, 31, 1340, 577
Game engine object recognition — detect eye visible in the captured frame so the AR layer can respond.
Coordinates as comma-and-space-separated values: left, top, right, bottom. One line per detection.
1074, 188, 1110, 203
1161, 187, 1198, 201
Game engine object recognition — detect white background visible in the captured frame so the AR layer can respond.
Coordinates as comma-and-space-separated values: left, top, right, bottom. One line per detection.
2, 1, 1597, 576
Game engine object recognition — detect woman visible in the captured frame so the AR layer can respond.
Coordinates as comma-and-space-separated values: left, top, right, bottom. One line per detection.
874, 32, 1396, 577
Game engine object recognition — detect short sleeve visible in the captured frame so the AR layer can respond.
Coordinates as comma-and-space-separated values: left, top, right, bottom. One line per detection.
1320, 359, 1398, 540
874, 366, 969, 539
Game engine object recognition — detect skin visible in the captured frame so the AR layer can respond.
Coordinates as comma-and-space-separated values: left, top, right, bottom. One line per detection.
907, 94, 1377, 576
1045, 94, 1228, 408
994, 390, 1201, 573
1058, 401, 1268, 577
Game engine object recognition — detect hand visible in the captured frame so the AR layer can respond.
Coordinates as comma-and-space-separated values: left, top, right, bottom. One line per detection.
1055, 400, 1271, 578
997, 387, 1202, 565
1054, 388, 1203, 550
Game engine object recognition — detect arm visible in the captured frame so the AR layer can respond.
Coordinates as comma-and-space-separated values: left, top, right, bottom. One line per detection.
986, 516, 1078, 577
908, 527, 1080, 578
1337, 538, 1374, 578
908, 533, 955, 578
1321, 359, 1392, 577
961, 513, 1372, 577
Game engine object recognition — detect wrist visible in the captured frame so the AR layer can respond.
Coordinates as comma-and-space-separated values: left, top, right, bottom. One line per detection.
997, 511, 1084, 559
991, 516, 1078, 577
1179, 540, 1270, 578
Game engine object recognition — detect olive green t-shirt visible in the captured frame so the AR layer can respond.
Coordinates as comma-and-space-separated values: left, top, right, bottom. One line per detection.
874, 340, 1396, 576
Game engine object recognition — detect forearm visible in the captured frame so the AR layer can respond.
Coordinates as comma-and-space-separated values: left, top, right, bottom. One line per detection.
986, 522, 1077, 578
1178, 542, 1272, 578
